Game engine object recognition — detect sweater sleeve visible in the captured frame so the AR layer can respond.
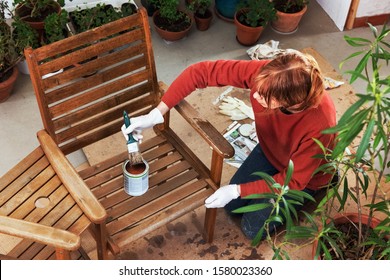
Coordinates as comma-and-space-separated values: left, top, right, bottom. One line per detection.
161, 60, 269, 108
240, 130, 335, 197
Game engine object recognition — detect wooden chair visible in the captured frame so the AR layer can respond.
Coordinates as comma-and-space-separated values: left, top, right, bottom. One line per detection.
24, 7, 234, 256
0, 130, 106, 259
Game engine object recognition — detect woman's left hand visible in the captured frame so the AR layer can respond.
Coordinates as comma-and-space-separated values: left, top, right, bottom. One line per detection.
205, 184, 240, 208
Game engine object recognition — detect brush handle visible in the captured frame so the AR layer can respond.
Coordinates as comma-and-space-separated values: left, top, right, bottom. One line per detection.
123, 111, 136, 144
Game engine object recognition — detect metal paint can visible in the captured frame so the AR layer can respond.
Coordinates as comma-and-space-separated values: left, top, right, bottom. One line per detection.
123, 159, 149, 196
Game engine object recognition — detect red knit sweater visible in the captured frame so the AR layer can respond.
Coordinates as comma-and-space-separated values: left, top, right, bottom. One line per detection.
161, 60, 337, 197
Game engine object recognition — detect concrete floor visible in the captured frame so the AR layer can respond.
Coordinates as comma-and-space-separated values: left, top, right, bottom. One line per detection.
1, 1, 389, 259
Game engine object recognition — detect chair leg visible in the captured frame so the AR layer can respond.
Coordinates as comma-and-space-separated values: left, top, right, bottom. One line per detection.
203, 208, 217, 243
55, 248, 71, 260
94, 223, 109, 260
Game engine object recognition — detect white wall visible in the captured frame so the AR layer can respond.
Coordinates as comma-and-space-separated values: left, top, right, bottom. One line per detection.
356, 0, 390, 17
317, 0, 390, 31
316, 0, 352, 31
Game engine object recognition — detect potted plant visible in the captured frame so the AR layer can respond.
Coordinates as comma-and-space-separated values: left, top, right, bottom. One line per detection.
305, 22, 390, 260
0, 2, 21, 102
234, 23, 390, 260
43, 9, 68, 44
150, 0, 193, 41
270, 0, 308, 34
11, 15, 40, 75
187, 0, 213, 31
234, 0, 277, 46
68, 1, 137, 34
13, 0, 71, 42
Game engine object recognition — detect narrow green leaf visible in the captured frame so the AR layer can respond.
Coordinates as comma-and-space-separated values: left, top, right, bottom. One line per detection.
251, 227, 265, 246
252, 171, 275, 190
242, 193, 277, 200
355, 119, 375, 162
284, 160, 294, 187
232, 203, 272, 214
323, 99, 366, 134
339, 50, 365, 69
344, 35, 371, 46
368, 23, 378, 37
350, 51, 371, 83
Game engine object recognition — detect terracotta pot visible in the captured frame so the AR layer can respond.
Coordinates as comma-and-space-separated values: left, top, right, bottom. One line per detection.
152, 11, 193, 41
271, 5, 307, 34
312, 213, 382, 259
15, 2, 62, 42
234, 10, 264, 46
194, 9, 213, 31
0, 67, 19, 103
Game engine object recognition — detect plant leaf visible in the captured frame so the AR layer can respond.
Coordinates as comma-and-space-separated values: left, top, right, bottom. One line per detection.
355, 119, 375, 162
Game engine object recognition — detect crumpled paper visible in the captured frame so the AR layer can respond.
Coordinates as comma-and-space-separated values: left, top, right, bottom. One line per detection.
246, 40, 296, 60
324, 77, 345, 89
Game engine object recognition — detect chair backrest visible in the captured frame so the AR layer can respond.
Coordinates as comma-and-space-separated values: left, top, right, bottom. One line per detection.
25, 8, 160, 155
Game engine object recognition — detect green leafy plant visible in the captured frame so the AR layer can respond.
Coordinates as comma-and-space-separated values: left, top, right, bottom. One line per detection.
187, 0, 211, 17
233, 160, 316, 259
234, 23, 390, 260
69, 3, 123, 33
150, 0, 191, 32
44, 9, 68, 44
13, 0, 71, 20
271, 0, 308, 13
69, 2, 136, 34
236, 0, 277, 27
294, 23, 389, 260
0, 2, 20, 81
315, 22, 390, 259
0, 1, 40, 81
153, 0, 192, 25
11, 16, 39, 54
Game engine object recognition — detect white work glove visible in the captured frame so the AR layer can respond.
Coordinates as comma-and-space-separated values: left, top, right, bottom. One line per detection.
121, 108, 164, 142
219, 96, 255, 121
205, 184, 240, 208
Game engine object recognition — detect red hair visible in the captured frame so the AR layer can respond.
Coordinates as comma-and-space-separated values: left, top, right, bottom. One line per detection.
253, 51, 325, 111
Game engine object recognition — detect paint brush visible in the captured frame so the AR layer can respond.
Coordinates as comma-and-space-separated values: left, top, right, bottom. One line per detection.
123, 111, 144, 165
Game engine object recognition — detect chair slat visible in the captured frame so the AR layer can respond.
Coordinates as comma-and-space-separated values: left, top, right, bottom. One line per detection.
33, 15, 143, 62
115, 188, 214, 246
0, 147, 44, 191
46, 55, 149, 108
105, 169, 200, 218
0, 157, 50, 208
6, 175, 62, 219
40, 28, 145, 79
108, 180, 210, 236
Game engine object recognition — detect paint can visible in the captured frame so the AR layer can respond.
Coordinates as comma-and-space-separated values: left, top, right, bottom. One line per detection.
123, 159, 149, 196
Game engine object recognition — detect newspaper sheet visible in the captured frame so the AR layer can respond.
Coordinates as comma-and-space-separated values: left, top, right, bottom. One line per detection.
223, 122, 258, 168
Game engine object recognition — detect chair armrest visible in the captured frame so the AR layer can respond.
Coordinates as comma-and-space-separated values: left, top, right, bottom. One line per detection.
37, 130, 107, 224
0, 215, 80, 251
158, 82, 235, 159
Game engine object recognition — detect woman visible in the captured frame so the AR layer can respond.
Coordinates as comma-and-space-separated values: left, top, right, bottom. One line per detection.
122, 51, 337, 240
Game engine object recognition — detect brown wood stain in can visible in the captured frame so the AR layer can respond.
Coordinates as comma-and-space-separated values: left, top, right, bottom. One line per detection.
126, 162, 146, 174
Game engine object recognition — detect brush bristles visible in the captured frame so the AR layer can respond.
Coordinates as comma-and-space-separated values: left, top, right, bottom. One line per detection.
128, 151, 144, 165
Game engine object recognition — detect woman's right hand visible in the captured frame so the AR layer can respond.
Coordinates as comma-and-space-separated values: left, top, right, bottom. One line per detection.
121, 108, 164, 142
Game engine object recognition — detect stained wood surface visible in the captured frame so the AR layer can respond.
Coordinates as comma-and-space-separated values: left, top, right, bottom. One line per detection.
0, 134, 90, 259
